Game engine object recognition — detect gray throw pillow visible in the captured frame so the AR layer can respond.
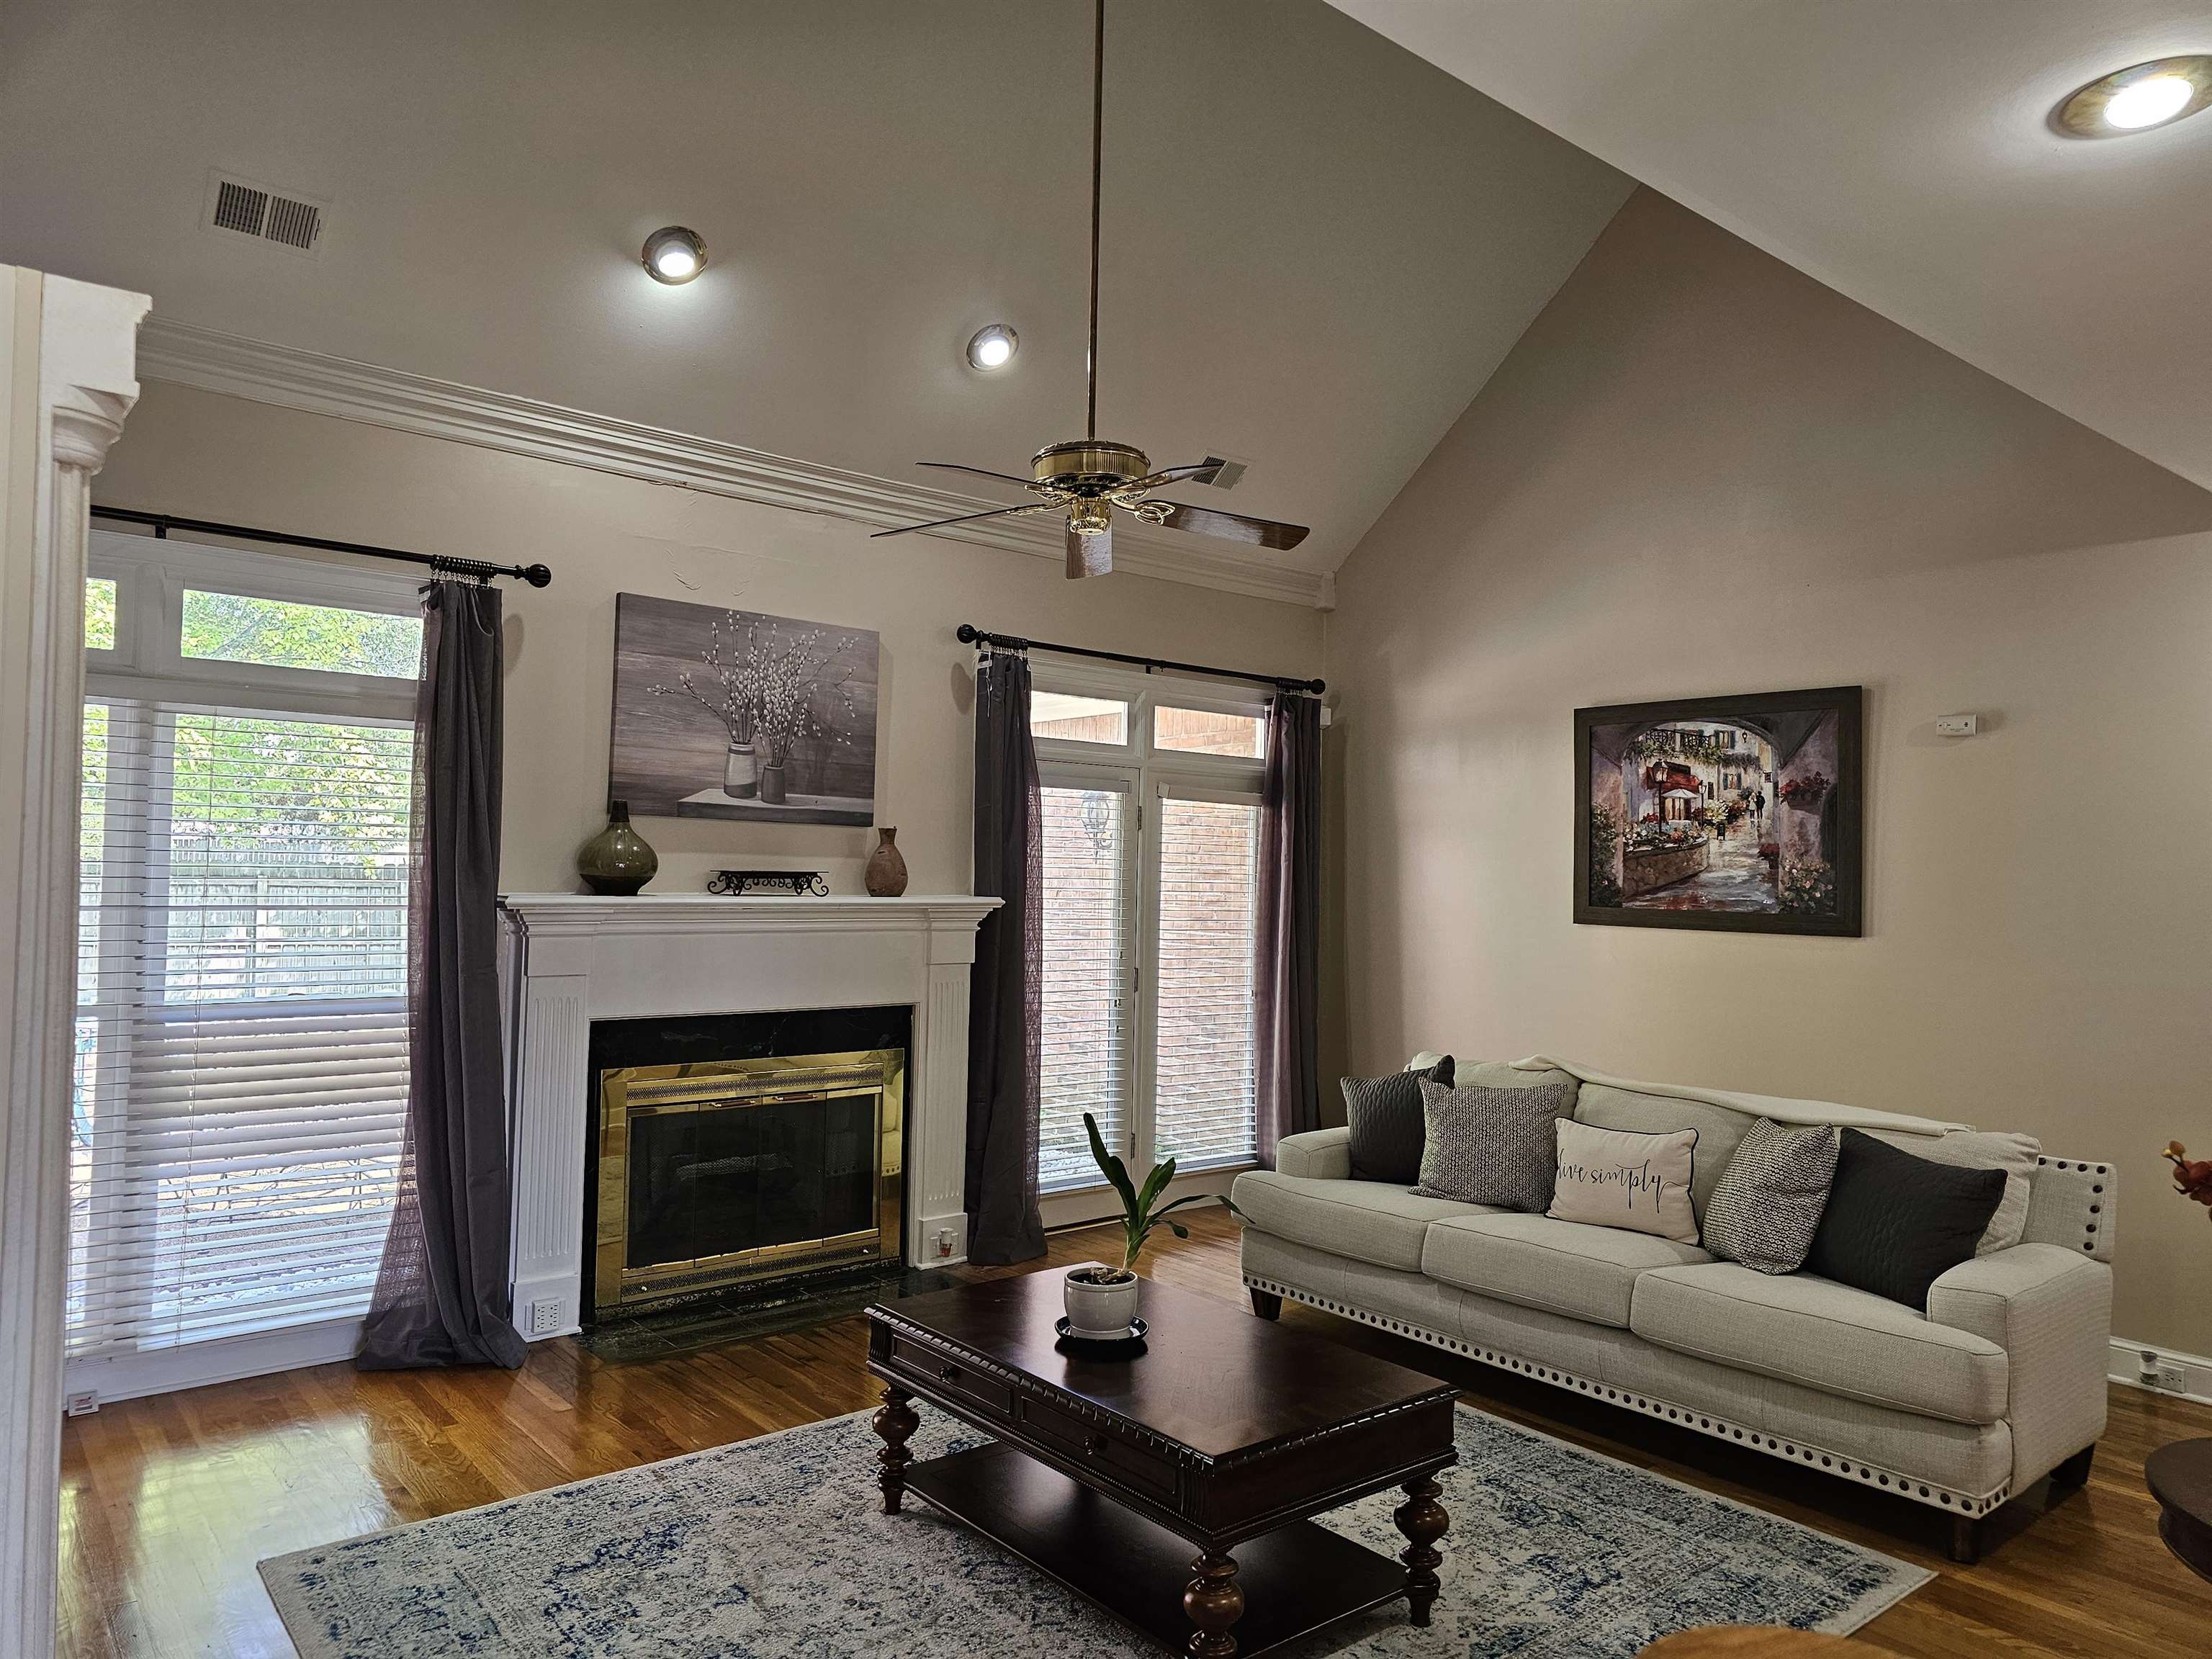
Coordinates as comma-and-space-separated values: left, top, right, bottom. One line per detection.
1413, 1078, 1578, 1210
1702, 1118, 1840, 1274
1343, 1056, 1455, 1184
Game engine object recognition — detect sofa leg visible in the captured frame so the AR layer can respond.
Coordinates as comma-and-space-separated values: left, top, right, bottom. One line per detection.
1248, 1287, 1282, 1321
2049, 1445, 2095, 1491
1947, 1514, 1983, 1566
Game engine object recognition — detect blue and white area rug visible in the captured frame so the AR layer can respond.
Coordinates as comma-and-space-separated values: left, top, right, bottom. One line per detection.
260, 1404, 1930, 1658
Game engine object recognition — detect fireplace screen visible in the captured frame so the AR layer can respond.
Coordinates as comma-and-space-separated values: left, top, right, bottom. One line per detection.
593, 1048, 903, 1315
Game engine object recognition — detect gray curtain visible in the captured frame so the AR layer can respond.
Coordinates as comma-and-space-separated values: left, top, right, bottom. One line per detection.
359, 581, 526, 1370
964, 649, 1046, 1264
1255, 692, 1321, 1166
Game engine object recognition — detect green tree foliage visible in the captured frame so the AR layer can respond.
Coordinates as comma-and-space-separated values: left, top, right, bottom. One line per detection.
181, 589, 421, 679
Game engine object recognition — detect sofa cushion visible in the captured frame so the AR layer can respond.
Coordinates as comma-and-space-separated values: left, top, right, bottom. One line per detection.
1343, 1056, 1453, 1184
1547, 1119, 1703, 1244
1573, 1084, 1755, 1221
1702, 1118, 1840, 1274
1865, 1128, 2038, 1254
1421, 1212, 1710, 1328
1415, 1078, 1578, 1210
1229, 1170, 1496, 1273
1806, 1129, 2007, 1311
1631, 1262, 2008, 1425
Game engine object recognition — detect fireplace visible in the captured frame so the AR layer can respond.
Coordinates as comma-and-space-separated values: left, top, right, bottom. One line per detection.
499, 893, 997, 1342
583, 1007, 910, 1321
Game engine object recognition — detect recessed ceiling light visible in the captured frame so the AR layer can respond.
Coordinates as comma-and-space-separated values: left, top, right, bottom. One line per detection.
966, 324, 1018, 371
642, 226, 707, 284
2054, 55, 2212, 137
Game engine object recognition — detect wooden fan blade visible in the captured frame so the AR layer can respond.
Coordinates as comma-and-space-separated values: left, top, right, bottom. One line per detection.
914, 461, 1046, 493
871, 503, 1049, 539
1121, 463, 1216, 493
1145, 501, 1309, 551
1066, 522, 1113, 579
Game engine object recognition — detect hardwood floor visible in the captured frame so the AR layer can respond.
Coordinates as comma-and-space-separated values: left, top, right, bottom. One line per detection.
58, 1211, 2211, 1658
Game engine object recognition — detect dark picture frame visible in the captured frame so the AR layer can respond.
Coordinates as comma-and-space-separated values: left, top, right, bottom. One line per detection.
1574, 685, 1863, 936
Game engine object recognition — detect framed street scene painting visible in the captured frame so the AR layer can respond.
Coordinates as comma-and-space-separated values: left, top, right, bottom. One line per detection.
1575, 685, 1862, 935
608, 593, 878, 825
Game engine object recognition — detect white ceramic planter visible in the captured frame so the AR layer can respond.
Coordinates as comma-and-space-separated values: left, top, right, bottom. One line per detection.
1063, 1264, 1141, 1339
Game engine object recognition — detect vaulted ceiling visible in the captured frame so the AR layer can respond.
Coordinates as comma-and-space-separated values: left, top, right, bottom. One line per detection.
0, 0, 1632, 583
1331, 0, 2212, 495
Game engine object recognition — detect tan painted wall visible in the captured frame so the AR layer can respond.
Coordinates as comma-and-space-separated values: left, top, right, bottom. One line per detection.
1324, 191, 2212, 1355
96, 382, 1323, 896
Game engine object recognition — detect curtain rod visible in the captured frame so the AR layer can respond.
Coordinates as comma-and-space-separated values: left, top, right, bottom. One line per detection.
89, 505, 553, 588
956, 623, 1323, 695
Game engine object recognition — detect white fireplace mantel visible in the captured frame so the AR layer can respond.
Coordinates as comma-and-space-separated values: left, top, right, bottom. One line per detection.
498, 892, 1000, 1340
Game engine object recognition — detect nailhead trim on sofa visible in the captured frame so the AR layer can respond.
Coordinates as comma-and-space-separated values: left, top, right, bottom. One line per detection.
1242, 1271, 2011, 1518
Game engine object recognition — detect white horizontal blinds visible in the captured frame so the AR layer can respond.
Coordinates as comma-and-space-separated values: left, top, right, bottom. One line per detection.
71, 697, 413, 1356
1153, 796, 1261, 1170
1037, 783, 1133, 1190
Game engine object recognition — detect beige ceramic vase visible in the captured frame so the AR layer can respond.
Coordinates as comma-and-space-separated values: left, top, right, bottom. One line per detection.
864, 827, 909, 897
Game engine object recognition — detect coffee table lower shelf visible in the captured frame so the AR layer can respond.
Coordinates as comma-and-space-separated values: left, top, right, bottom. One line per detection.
904, 1442, 1411, 1658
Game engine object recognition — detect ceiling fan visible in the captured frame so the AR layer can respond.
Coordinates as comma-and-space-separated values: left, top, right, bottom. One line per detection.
871, 0, 1310, 578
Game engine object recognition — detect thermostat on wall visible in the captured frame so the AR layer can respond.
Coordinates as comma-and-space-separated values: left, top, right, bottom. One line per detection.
1936, 714, 1979, 737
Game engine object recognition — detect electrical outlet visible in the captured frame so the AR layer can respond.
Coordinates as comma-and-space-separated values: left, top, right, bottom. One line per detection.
526, 1298, 565, 1337
65, 1390, 99, 1417
2156, 1360, 2190, 1393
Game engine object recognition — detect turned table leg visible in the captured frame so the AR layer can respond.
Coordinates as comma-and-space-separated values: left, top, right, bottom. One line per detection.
1184, 1549, 1244, 1658
872, 1385, 919, 1514
1393, 1474, 1449, 1627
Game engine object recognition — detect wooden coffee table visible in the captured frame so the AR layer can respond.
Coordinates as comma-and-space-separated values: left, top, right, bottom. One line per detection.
866, 1273, 1458, 1658
2146, 1437, 2212, 1584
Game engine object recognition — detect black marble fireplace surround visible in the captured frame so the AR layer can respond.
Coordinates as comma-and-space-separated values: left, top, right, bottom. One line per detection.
580, 1006, 915, 1343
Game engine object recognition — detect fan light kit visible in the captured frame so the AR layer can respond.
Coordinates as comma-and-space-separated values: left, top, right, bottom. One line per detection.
967, 324, 1018, 370
873, 0, 1308, 578
642, 225, 707, 284
2054, 56, 2212, 136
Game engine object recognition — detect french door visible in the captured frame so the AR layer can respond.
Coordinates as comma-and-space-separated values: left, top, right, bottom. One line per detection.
1033, 674, 1269, 1195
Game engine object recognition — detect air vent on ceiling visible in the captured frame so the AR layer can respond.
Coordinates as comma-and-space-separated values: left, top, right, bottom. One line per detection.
203, 171, 328, 256
1192, 455, 1247, 490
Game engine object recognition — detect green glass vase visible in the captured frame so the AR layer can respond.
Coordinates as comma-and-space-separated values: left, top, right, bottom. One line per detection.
577, 801, 658, 896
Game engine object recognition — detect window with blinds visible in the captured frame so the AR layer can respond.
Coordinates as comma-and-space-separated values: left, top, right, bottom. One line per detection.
1153, 796, 1260, 1169
1030, 673, 1272, 1201
73, 702, 413, 1357
72, 532, 421, 1392
1038, 781, 1133, 1190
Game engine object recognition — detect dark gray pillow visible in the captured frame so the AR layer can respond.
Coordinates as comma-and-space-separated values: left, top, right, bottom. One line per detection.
1413, 1078, 1578, 1210
1342, 1057, 1455, 1184
1805, 1129, 2006, 1310
1702, 1118, 1840, 1273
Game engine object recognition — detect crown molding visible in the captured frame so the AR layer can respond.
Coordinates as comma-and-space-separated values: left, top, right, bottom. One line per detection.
134, 318, 1331, 609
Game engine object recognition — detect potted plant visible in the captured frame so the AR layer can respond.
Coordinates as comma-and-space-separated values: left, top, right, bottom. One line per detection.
1064, 1112, 1243, 1341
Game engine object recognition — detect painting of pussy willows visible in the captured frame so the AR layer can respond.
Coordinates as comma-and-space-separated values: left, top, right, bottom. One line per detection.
608, 593, 878, 825
1575, 685, 1862, 936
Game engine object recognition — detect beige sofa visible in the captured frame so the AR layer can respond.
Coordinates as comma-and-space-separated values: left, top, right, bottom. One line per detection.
1231, 1059, 2116, 1562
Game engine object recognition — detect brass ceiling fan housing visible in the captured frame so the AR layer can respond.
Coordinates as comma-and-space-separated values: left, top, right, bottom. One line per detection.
872, 0, 1310, 579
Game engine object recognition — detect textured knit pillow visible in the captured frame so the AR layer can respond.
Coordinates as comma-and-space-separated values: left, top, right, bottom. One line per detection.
1547, 1119, 1701, 1244
1804, 1128, 2006, 1310
1702, 1118, 1840, 1274
1342, 1056, 1455, 1184
1413, 1078, 1577, 1210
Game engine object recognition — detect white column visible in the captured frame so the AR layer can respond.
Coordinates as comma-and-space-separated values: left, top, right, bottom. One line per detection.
0, 268, 148, 1659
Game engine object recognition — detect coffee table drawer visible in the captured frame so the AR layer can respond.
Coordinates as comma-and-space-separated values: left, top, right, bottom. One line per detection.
1019, 1395, 1178, 1502
887, 1336, 1014, 1419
